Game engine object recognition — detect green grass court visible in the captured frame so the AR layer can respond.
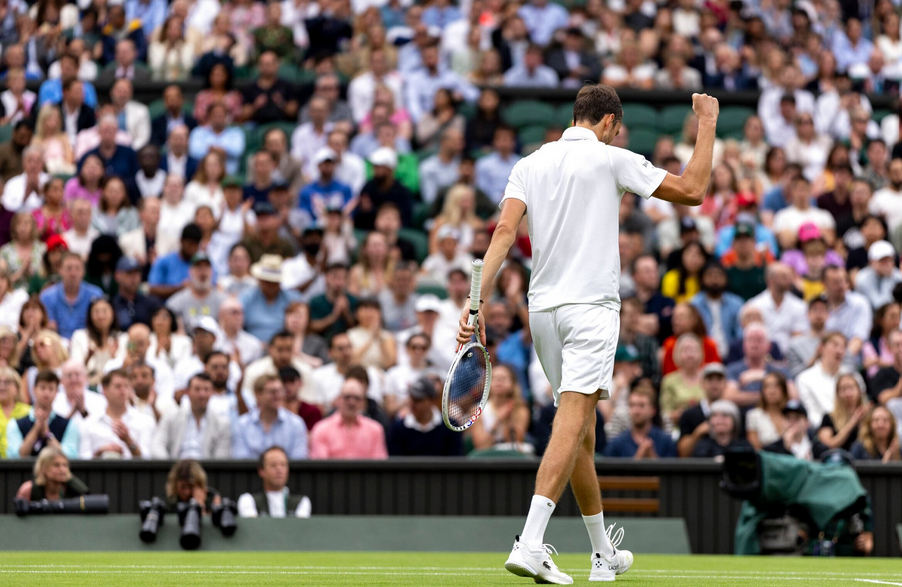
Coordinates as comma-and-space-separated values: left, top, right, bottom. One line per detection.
1, 552, 899, 586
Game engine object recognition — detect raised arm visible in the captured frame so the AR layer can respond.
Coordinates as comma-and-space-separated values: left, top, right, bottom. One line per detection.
652, 93, 720, 206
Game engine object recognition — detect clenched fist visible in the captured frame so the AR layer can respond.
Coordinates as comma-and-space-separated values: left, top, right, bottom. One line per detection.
692, 93, 720, 123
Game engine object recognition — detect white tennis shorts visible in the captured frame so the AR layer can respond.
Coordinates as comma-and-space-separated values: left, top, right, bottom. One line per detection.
529, 304, 620, 407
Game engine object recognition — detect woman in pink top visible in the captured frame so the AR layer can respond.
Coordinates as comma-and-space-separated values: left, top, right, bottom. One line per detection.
31, 105, 75, 175
193, 64, 243, 124
32, 178, 71, 240
64, 154, 105, 205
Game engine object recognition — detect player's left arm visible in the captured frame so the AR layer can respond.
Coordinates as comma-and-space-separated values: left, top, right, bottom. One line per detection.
456, 198, 526, 346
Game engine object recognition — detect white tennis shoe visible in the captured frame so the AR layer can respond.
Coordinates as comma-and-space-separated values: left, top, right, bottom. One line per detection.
588, 523, 633, 582
504, 536, 573, 585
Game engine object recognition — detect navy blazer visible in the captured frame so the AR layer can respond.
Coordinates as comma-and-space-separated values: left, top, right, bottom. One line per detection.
159, 152, 199, 182
150, 113, 198, 148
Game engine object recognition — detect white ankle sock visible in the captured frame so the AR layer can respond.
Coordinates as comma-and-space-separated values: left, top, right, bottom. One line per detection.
521, 495, 555, 546
583, 511, 614, 557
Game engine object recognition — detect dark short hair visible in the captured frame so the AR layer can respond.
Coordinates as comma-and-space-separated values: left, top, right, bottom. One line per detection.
204, 350, 229, 365
269, 330, 294, 346
345, 365, 369, 388
101, 369, 129, 389
573, 84, 622, 126
181, 223, 202, 242
188, 372, 213, 388
34, 369, 60, 387
257, 446, 288, 470
325, 263, 349, 273
329, 332, 349, 348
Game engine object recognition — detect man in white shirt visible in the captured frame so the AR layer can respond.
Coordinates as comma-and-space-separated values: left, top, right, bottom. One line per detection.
420, 226, 473, 287
216, 297, 264, 367
758, 65, 815, 147
456, 85, 720, 582
151, 373, 232, 459
242, 331, 317, 409
772, 176, 836, 251
745, 262, 808, 354
110, 78, 151, 151
383, 332, 436, 416
315, 130, 366, 195
79, 369, 156, 459
237, 446, 312, 518
62, 198, 100, 260
823, 265, 873, 357
395, 294, 445, 368
311, 331, 384, 407
53, 359, 107, 424
796, 332, 855, 427
163, 125, 193, 180
104, 323, 176, 402
347, 49, 404, 124
291, 97, 334, 178
869, 157, 902, 234
173, 316, 242, 393
1, 146, 47, 212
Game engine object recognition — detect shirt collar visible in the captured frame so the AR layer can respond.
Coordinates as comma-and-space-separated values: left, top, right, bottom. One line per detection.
561, 126, 599, 142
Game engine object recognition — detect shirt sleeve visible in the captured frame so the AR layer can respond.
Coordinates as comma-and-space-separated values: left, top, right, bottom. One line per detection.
500, 159, 527, 207
237, 493, 258, 518
610, 147, 667, 200
59, 420, 80, 460
5, 421, 22, 459
290, 419, 308, 460
296, 496, 312, 518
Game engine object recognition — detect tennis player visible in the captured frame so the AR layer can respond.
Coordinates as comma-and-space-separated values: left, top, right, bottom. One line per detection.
456, 85, 719, 583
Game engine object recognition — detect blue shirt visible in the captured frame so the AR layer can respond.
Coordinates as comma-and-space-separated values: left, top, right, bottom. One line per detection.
603, 427, 676, 458
239, 286, 303, 343
502, 64, 561, 88
126, 0, 168, 39
188, 126, 246, 175
403, 68, 479, 123
831, 33, 874, 72
6, 408, 80, 460
148, 252, 192, 287
39, 281, 104, 339
518, 3, 570, 46
79, 145, 138, 180
298, 180, 354, 225
475, 151, 522, 204
714, 223, 779, 258
37, 79, 98, 109
232, 407, 308, 460
421, 5, 462, 29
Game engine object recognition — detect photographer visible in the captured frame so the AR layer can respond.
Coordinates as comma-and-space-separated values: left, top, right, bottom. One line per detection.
16, 446, 88, 501
763, 400, 829, 461
165, 460, 221, 514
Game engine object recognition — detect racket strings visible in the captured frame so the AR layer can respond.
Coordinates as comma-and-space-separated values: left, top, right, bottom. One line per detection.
446, 349, 489, 428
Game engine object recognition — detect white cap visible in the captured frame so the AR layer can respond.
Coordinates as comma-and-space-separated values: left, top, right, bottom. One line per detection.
437, 224, 461, 241
313, 147, 338, 166
369, 147, 398, 168
415, 294, 442, 313
193, 316, 221, 337
868, 240, 896, 262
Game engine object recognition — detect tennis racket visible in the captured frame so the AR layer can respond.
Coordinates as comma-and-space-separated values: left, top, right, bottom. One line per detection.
442, 259, 492, 432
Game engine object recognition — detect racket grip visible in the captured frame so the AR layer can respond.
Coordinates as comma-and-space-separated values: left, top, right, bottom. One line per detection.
469, 260, 484, 314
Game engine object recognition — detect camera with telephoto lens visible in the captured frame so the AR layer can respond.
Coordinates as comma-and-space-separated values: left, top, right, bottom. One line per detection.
211, 498, 238, 537
138, 497, 167, 543
177, 498, 203, 550
14, 495, 109, 517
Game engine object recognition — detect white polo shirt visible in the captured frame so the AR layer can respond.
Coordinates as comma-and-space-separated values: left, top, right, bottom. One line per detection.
745, 290, 809, 353
501, 126, 666, 312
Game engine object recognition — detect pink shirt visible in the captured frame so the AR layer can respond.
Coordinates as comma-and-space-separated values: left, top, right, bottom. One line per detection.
309, 412, 388, 460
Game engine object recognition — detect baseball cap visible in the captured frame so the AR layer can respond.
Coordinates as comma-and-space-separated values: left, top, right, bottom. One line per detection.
278, 366, 301, 382
680, 216, 697, 234
190, 252, 211, 266
313, 147, 338, 166
369, 147, 398, 168
868, 240, 896, 262
798, 222, 822, 243
437, 224, 461, 241
782, 399, 808, 417
115, 256, 141, 272
192, 316, 220, 337
703, 363, 726, 378
409, 376, 437, 400
271, 180, 289, 191
254, 201, 277, 217
46, 234, 68, 252
614, 344, 639, 363
735, 221, 755, 238
222, 175, 243, 188
415, 294, 442, 313
736, 192, 757, 208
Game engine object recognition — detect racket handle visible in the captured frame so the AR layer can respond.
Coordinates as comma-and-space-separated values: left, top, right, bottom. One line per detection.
469, 259, 484, 313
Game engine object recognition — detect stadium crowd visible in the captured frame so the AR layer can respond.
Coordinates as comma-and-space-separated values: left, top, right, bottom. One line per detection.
0, 0, 900, 471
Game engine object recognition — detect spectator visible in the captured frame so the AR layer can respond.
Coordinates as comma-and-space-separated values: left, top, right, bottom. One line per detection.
388, 375, 462, 456
291, 96, 334, 178
134, 144, 166, 199
604, 385, 676, 459
661, 241, 708, 304
31, 104, 75, 176
164, 459, 221, 513
202, 351, 239, 421
661, 302, 720, 376
546, 27, 601, 88
80, 115, 139, 181
690, 262, 743, 359
261, 128, 304, 196
240, 255, 304, 343
237, 446, 312, 518
0, 69, 34, 126
404, 43, 477, 124
217, 297, 265, 367
147, 223, 202, 300
356, 148, 413, 230
862, 303, 900, 379
0, 212, 45, 289
421, 225, 473, 287
188, 102, 245, 175
2, 146, 47, 214
869, 158, 902, 234
108, 78, 151, 152
850, 406, 901, 461
150, 85, 197, 148
37, 54, 99, 109
242, 330, 316, 408
655, 53, 702, 91
15, 446, 88, 501
98, 38, 151, 84
725, 323, 790, 406
503, 44, 559, 88
817, 373, 866, 452
823, 265, 872, 356
0, 366, 29, 457
240, 203, 296, 263
0, 121, 33, 182
241, 51, 299, 125
475, 126, 521, 205
690, 400, 750, 457
309, 263, 358, 340
676, 363, 726, 457
763, 399, 828, 461
660, 333, 705, 425
311, 332, 384, 408
869, 329, 902, 405
92, 177, 139, 237
234, 374, 308, 459
39, 253, 103, 339
151, 373, 232, 459
785, 112, 833, 182
69, 298, 120, 387
6, 370, 78, 459
772, 177, 836, 251
165, 252, 225, 331
797, 332, 856, 427
722, 221, 770, 301
348, 49, 404, 124
298, 148, 354, 226
32, 178, 71, 242
346, 298, 397, 371
378, 262, 418, 334
147, 15, 195, 81
118, 197, 161, 272
855, 241, 902, 310
309, 375, 388, 459
746, 262, 809, 355
54, 360, 107, 425
631, 254, 675, 341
